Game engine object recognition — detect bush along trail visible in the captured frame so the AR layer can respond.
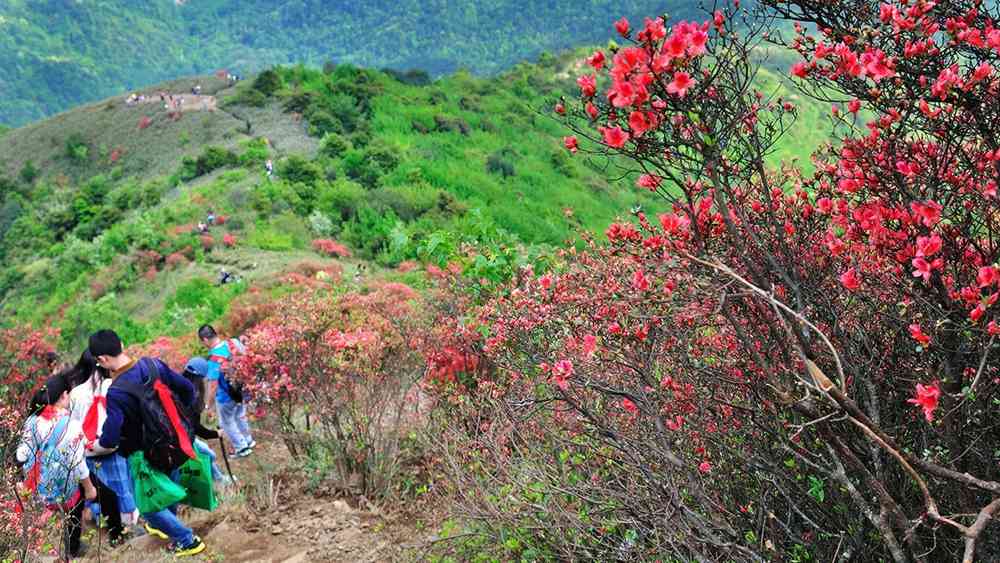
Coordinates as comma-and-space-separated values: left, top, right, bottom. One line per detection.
9, 0, 1000, 562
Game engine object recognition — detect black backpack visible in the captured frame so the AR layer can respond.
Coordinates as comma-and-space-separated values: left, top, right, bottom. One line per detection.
115, 358, 196, 473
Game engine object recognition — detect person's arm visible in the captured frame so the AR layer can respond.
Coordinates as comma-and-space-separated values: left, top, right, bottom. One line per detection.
99, 391, 125, 450
204, 360, 221, 412
15, 419, 34, 466
80, 476, 97, 501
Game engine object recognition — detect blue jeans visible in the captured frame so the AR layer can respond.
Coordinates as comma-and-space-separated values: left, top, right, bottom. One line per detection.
217, 401, 253, 451
193, 439, 224, 481
142, 471, 194, 546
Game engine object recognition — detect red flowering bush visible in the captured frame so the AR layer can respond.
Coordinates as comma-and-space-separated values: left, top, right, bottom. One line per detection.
137, 116, 152, 130
199, 234, 214, 251
222, 233, 237, 247
0, 327, 60, 558
311, 238, 352, 258
233, 282, 429, 497
436, 2, 1000, 561
165, 252, 188, 269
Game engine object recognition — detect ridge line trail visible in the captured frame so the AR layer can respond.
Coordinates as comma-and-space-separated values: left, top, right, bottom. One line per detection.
133, 93, 218, 113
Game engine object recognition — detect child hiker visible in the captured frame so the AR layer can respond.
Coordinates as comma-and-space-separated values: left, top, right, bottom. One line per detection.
16, 375, 98, 560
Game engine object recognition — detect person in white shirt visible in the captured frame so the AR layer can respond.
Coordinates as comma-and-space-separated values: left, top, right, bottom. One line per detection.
66, 351, 137, 544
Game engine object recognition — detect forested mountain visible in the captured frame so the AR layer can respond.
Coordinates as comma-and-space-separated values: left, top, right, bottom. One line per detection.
0, 0, 700, 126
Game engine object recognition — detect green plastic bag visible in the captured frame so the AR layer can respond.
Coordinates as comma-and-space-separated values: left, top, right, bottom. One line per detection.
178, 452, 217, 511
129, 451, 186, 514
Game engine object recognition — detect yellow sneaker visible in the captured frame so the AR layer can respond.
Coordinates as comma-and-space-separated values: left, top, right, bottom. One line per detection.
144, 523, 168, 540
171, 536, 206, 557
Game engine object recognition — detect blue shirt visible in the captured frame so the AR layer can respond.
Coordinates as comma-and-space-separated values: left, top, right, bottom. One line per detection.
100, 358, 195, 456
207, 340, 239, 404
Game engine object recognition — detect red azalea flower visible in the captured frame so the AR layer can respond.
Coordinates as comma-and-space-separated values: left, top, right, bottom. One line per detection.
587, 50, 606, 70
667, 72, 694, 97
614, 17, 630, 37
622, 398, 638, 414
563, 136, 579, 153
839, 268, 861, 290
907, 382, 940, 422
577, 74, 597, 97
908, 323, 931, 346
636, 174, 661, 190
601, 126, 630, 148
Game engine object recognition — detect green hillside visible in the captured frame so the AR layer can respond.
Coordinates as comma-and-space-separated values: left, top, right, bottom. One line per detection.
0, 0, 705, 126
0, 50, 828, 351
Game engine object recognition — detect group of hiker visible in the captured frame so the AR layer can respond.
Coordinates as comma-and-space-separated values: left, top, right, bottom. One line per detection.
14, 324, 255, 560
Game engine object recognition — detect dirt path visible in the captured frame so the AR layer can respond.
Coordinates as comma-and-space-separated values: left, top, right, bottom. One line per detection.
128, 93, 218, 113
76, 427, 421, 562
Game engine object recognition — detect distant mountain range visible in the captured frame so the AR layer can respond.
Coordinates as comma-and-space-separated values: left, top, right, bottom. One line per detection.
0, 0, 701, 126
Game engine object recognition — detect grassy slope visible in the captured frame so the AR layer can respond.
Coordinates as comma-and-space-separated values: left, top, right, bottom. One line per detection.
0, 53, 831, 351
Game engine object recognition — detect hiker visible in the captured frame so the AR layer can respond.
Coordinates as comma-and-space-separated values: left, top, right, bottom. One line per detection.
66, 350, 139, 546
183, 358, 231, 484
16, 375, 98, 560
66, 351, 138, 546
265, 159, 274, 180
198, 325, 255, 458
206, 210, 215, 225
218, 268, 234, 286
90, 329, 207, 557
197, 222, 209, 234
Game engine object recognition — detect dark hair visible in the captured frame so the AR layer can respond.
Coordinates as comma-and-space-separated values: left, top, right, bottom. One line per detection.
65, 349, 103, 388
89, 329, 123, 358
27, 375, 70, 416
197, 324, 218, 340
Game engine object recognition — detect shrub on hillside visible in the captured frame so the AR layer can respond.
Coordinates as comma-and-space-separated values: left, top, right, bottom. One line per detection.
433, 4, 1000, 562
200, 234, 214, 251
222, 233, 237, 247
253, 69, 283, 96
65, 133, 89, 164
234, 285, 431, 497
311, 238, 352, 258
165, 251, 188, 269
181, 146, 238, 181
485, 149, 516, 178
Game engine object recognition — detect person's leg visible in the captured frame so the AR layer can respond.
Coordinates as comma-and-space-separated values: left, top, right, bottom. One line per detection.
92, 473, 124, 541
193, 439, 224, 481
143, 508, 194, 547
218, 402, 249, 451
234, 403, 253, 445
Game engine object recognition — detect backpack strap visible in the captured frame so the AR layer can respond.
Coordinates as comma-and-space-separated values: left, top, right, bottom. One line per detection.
141, 358, 196, 462
23, 416, 70, 494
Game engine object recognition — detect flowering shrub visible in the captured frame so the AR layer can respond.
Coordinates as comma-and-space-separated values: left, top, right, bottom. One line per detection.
165, 252, 188, 269
436, 2, 1000, 561
233, 282, 429, 497
222, 233, 237, 247
0, 327, 60, 558
199, 234, 214, 251
311, 238, 352, 258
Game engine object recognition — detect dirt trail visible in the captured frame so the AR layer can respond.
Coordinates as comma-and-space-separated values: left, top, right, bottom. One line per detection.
77, 428, 421, 562
132, 93, 218, 113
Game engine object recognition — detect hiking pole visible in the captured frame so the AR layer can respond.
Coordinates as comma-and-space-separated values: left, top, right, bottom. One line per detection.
218, 435, 235, 483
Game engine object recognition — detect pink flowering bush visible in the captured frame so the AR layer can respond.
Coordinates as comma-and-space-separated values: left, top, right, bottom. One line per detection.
233, 283, 429, 497
311, 238, 352, 258
435, 1, 1000, 561
0, 327, 60, 558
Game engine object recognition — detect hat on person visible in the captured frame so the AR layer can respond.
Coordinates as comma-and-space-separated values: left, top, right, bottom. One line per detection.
185, 357, 211, 378
89, 329, 123, 358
